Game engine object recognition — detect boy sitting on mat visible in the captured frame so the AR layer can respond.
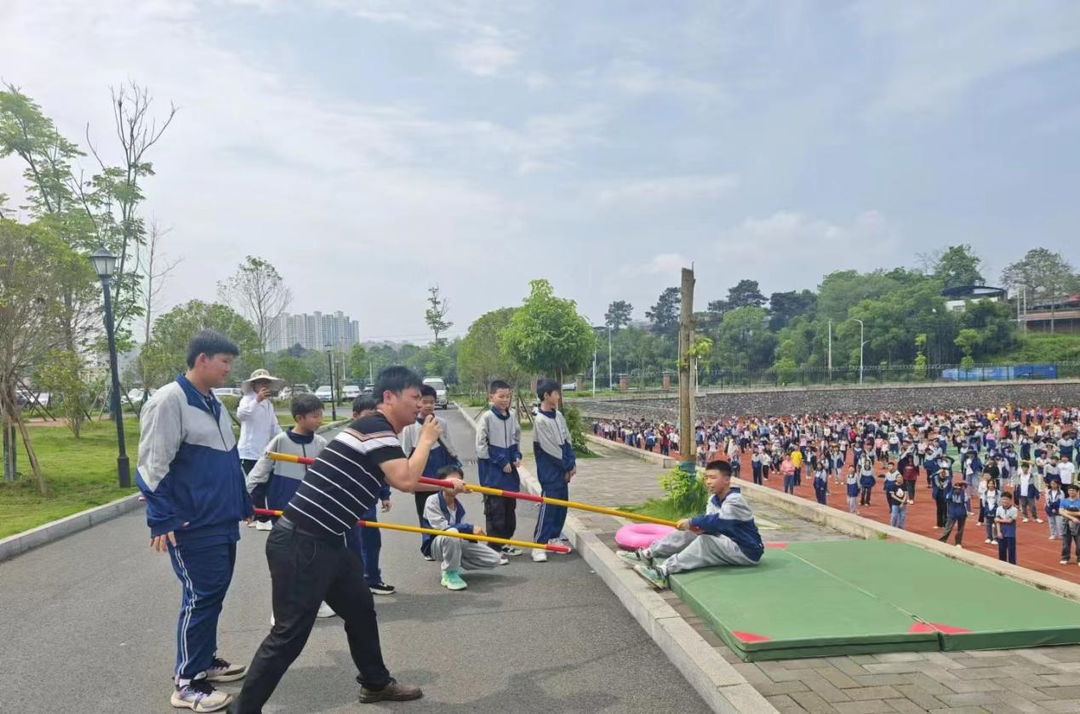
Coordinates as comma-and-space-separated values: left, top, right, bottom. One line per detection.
620, 460, 764, 589
423, 465, 508, 591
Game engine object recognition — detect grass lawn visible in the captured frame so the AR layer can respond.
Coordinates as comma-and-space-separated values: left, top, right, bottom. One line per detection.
0, 419, 140, 540
621, 497, 687, 522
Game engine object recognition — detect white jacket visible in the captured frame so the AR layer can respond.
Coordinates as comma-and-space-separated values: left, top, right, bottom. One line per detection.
236, 393, 281, 460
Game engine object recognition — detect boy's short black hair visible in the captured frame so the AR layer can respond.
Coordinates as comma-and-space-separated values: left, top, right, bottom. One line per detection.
704, 460, 732, 477
1000, 491, 1013, 500
536, 378, 561, 401
186, 330, 239, 368
437, 464, 464, 480
419, 384, 437, 400
374, 366, 423, 404
489, 380, 511, 394
352, 395, 377, 415
290, 393, 323, 419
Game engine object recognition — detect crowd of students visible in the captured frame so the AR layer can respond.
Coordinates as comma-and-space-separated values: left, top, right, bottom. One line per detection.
593, 407, 1080, 566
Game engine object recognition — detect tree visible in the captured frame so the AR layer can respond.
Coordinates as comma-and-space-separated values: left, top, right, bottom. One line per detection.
768, 289, 817, 332
457, 307, 525, 393
0, 219, 97, 491
424, 285, 453, 346
716, 306, 775, 372
955, 328, 981, 367
501, 280, 595, 388
727, 279, 766, 309
1002, 248, 1076, 332
646, 287, 680, 339
135, 217, 180, 390
932, 244, 985, 289
140, 301, 259, 387
217, 255, 292, 357
275, 355, 313, 389
604, 300, 634, 332
347, 343, 369, 384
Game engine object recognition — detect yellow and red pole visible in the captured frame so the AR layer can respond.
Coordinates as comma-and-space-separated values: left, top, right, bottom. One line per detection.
252, 507, 568, 553
267, 451, 677, 528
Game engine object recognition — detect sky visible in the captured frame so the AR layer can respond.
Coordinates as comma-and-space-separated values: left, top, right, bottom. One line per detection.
2, 0, 1080, 343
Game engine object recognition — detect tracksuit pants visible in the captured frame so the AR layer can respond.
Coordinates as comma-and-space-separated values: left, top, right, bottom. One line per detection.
1063, 522, 1080, 562
534, 481, 568, 544
235, 519, 390, 712
483, 494, 517, 551
939, 516, 966, 545
432, 533, 503, 572
343, 504, 383, 586
647, 530, 756, 575
998, 536, 1017, 564
167, 540, 237, 681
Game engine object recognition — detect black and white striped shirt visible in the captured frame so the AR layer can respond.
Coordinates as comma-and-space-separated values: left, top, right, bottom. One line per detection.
282, 413, 405, 536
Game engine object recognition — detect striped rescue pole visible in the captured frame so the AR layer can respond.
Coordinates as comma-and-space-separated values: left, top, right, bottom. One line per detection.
267, 451, 678, 528
252, 507, 568, 553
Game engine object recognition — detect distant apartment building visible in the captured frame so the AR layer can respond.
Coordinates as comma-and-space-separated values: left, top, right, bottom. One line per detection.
267, 311, 361, 352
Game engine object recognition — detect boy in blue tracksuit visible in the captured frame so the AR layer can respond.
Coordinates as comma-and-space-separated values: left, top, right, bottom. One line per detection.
532, 378, 576, 563
939, 473, 971, 547
422, 465, 505, 591
402, 384, 460, 556
476, 380, 523, 554
812, 464, 828, 505
845, 466, 860, 514
136, 330, 253, 712
620, 460, 764, 589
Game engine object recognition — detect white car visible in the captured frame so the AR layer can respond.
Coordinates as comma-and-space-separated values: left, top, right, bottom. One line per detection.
126, 388, 157, 404
212, 387, 243, 398
342, 385, 361, 400
315, 385, 335, 402
422, 377, 448, 409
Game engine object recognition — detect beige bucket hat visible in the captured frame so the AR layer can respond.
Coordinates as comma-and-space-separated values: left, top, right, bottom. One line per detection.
242, 368, 286, 391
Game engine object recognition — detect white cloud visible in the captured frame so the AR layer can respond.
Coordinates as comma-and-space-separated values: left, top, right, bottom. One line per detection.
594, 174, 739, 206
716, 211, 903, 290
853, 1, 1080, 119
451, 28, 519, 76
577, 58, 724, 102
616, 252, 692, 279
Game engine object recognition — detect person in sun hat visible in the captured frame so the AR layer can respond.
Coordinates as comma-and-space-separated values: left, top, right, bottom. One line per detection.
238, 368, 285, 530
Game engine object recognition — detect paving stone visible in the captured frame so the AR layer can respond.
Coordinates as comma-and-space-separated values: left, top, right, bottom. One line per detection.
789, 691, 840, 714
855, 674, 918, 686
927, 708, 993, 714
1042, 701, 1080, 714
784, 657, 838, 670
832, 700, 896, 714
991, 692, 1055, 714
1038, 686, 1080, 699
850, 654, 880, 664
760, 661, 812, 682
920, 668, 965, 684
866, 663, 939, 675
924, 652, 969, 669
877, 653, 934, 663
888, 701, 930, 714
816, 667, 863, 689
755, 680, 812, 697
1012, 650, 1061, 666
950, 667, 1017, 681
733, 663, 772, 686
1045, 648, 1080, 663
845, 685, 904, 700
942, 679, 1004, 694
1037, 673, 1080, 686
824, 657, 871, 677
992, 678, 1053, 702
797, 671, 851, 703
893, 684, 946, 710
905, 672, 957, 695
767, 694, 799, 709
938, 693, 1009, 707
949, 657, 1020, 669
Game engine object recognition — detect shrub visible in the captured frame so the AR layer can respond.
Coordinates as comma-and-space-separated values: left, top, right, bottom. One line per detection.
659, 466, 708, 516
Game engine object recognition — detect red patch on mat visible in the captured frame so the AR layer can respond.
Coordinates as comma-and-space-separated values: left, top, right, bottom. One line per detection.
731, 630, 771, 643
929, 622, 972, 634
908, 622, 936, 634
764, 542, 788, 549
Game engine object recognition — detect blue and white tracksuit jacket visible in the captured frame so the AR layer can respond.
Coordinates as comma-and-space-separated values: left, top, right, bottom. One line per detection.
476, 407, 522, 490
533, 408, 576, 544
135, 374, 254, 681
244, 428, 328, 512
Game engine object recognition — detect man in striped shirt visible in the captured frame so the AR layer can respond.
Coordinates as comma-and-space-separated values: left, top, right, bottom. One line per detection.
235, 367, 464, 712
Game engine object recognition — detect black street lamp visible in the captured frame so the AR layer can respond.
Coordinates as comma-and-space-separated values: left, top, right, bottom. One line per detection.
90, 247, 131, 488
325, 344, 337, 421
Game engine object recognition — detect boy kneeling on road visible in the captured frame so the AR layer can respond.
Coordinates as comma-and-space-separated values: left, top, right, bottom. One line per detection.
619, 460, 764, 589
423, 465, 508, 591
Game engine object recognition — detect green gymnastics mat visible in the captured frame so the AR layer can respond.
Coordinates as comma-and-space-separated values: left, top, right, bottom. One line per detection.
670, 548, 939, 661
788, 540, 1080, 651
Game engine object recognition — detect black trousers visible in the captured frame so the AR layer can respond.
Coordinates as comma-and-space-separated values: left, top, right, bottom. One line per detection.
241, 459, 270, 522
483, 494, 517, 551
234, 519, 390, 713
998, 536, 1017, 564
936, 498, 948, 528
939, 516, 966, 545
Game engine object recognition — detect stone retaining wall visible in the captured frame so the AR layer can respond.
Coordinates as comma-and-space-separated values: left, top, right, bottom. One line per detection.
574, 380, 1080, 420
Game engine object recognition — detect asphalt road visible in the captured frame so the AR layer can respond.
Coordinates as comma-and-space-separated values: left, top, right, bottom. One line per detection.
0, 407, 709, 714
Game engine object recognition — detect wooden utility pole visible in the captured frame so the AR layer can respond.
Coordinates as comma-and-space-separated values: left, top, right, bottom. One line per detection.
678, 266, 696, 471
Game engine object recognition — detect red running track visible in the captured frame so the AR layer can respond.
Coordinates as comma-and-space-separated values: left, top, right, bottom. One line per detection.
616, 439, 1080, 586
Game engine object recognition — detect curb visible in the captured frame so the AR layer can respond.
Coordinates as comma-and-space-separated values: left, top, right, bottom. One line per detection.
0, 492, 143, 563
453, 402, 778, 714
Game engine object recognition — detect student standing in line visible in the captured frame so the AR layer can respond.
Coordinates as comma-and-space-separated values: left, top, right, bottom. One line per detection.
995, 492, 1019, 565
476, 380, 524, 555
845, 466, 860, 514
982, 478, 1000, 544
1016, 463, 1043, 525
859, 454, 876, 507
813, 463, 828, 505
1047, 481, 1065, 541
532, 378, 577, 562
1060, 484, 1080, 566
780, 453, 796, 495
938, 474, 970, 548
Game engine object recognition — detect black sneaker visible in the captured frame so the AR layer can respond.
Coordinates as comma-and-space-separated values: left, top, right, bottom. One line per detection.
369, 582, 396, 596
501, 545, 524, 557
171, 675, 232, 711
205, 657, 247, 683
358, 678, 423, 703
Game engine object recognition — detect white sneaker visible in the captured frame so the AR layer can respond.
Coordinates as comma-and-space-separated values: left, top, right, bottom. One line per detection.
171, 675, 232, 712
245, 521, 257, 528
317, 602, 336, 618
955, 544, 963, 548
549, 539, 571, 554
498, 556, 510, 566
985, 539, 992, 544
532, 549, 548, 562
255, 520, 273, 531
1037, 519, 1044, 524
1023, 518, 1030, 523
270, 614, 275, 627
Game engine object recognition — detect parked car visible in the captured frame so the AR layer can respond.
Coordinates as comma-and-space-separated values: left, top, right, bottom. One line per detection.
212, 387, 243, 399
126, 388, 157, 404
16, 389, 50, 407
361, 384, 374, 395
342, 385, 361, 401
315, 385, 334, 402
562, 381, 578, 392
422, 377, 448, 409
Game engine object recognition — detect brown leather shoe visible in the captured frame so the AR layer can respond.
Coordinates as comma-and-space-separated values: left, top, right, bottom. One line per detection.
359, 679, 423, 704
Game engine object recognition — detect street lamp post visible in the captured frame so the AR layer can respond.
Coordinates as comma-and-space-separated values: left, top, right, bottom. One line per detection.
608, 326, 613, 391
852, 318, 866, 385
90, 247, 130, 489
325, 345, 337, 421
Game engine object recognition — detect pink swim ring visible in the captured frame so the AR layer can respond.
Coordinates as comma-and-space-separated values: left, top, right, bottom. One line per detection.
615, 523, 677, 550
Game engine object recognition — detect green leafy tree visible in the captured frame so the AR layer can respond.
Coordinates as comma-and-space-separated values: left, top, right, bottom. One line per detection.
457, 307, 524, 393
716, 306, 775, 371
37, 349, 96, 438
140, 301, 260, 388
275, 355, 313, 389
347, 344, 368, 384
645, 287, 680, 339
502, 279, 595, 388
727, 279, 767, 309
932, 244, 985, 288
424, 285, 453, 346
954, 328, 981, 364
217, 255, 292, 358
768, 289, 817, 331
1002, 248, 1076, 333
604, 300, 634, 332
